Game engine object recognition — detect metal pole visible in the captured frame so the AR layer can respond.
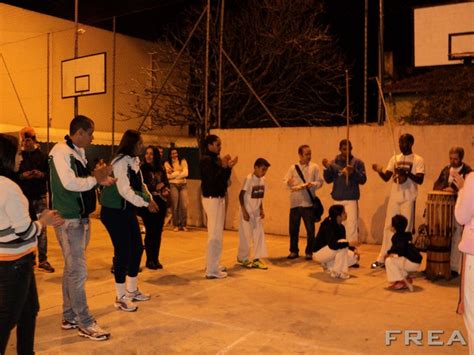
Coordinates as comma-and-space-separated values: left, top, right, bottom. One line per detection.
217, 0, 225, 128
204, 0, 211, 133
363, 0, 368, 123
377, 0, 384, 125
137, 6, 208, 131
74, 0, 79, 117
0, 54, 30, 126
47, 33, 51, 152
222, 49, 281, 127
345, 70, 350, 185
112, 16, 116, 155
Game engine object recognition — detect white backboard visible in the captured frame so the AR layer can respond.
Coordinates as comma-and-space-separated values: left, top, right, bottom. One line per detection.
414, 3, 474, 67
61, 52, 106, 98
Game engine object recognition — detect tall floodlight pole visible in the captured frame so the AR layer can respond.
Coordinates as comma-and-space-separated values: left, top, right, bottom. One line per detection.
204, 0, 211, 133
74, 0, 79, 117
112, 16, 117, 155
363, 0, 368, 123
217, 0, 225, 129
377, 0, 384, 125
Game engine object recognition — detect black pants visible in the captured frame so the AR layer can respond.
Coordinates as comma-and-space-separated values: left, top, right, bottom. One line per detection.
101, 207, 143, 284
289, 206, 315, 255
140, 197, 167, 264
0, 253, 39, 355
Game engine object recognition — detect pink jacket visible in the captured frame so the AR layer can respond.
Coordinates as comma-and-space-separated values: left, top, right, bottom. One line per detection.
455, 173, 474, 255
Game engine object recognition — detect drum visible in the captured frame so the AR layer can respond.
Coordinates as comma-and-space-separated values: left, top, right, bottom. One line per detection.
425, 191, 457, 280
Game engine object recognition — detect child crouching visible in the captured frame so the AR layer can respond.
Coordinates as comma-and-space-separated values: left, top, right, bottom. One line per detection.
313, 205, 359, 279
385, 214, 422, 291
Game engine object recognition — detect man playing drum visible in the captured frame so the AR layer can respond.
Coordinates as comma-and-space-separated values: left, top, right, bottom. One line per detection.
371, 133, 425, 269
433, 146, 472, 276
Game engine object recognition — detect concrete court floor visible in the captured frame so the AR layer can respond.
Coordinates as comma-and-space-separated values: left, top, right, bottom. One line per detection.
5, 218, 469, 355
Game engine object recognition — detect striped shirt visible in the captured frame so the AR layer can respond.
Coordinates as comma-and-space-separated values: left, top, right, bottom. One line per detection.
0, 176, 40, 261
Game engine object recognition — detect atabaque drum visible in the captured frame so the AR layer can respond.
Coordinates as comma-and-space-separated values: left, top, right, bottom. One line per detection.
425, 191, 456, 280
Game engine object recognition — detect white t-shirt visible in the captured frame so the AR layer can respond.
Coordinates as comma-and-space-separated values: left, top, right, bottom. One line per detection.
386, 153, 425, 201
241, 173, 265, 213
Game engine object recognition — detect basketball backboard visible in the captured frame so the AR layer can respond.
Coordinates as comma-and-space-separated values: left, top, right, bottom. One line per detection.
61, 52, 106, 98
414, 3, 474, 67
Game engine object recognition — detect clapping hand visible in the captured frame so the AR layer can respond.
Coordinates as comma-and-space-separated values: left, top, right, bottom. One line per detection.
93, 165, 116, 186
39, 209, 64, 228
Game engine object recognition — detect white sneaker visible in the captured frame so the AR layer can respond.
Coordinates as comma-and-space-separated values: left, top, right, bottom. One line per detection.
173, 227, 179, 232
78, 322, 111, 341
114, 295, 138, 312
126, 289, 151, 302
205, 271, 228, 279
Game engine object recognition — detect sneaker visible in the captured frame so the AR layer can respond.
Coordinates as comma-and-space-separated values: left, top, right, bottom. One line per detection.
38, 261, 55, 273
338, 272, 350, 280
371, 261, 385, 269
78, 322, 110, 341
182, 226, 189, 232
219, 265, 227, 272
252, 259, 268, 270
349, 263, 360, 268
305, 254, 313, 260
205, 271, 228, 279
61, 319, 78, 330
287, 252, 299, 259
237, 258, 253, 268
392, 280, 409, 290
173, 227, 179, 232
126, 289, 151, 302
114, 295, 138, 312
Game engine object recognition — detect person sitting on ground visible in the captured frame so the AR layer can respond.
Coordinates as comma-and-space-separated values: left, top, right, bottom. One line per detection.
312, 204, 359, 280
384, 214, 422, 291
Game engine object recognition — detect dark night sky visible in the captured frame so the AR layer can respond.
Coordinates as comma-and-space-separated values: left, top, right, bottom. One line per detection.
2, 0, 467, 122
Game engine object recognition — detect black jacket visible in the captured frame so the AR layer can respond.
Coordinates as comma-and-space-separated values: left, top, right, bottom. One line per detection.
199, 152, 231, 198
433, 163, 472, 192
18, 148, 48, 200
313, 217, 349, 252
387, 231, 422, 264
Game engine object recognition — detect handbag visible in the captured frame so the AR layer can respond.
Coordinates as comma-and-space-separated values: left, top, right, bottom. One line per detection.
294, 164, 324, 222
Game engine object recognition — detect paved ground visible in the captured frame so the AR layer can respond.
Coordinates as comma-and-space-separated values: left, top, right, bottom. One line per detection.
4, 218, 468, 354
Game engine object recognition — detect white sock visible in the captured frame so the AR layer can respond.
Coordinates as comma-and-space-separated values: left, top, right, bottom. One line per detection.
126, 276, 138, 293
115, 283, 126, 299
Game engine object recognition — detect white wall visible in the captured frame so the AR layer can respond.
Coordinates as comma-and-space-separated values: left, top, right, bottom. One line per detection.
184, 124, 474, 244
0, 4, 187, 139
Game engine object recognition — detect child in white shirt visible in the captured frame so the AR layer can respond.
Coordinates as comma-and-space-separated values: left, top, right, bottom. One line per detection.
237, 158, 271, 269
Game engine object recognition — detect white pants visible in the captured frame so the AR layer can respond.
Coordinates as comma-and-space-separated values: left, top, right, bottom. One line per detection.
451, 220, 463, 273
464, 254, 474, 354
313, 246, 358, 274
385, 255, 420, 282
237, 210, 268, 260
335, 200, 359, 243
377, 197, 415, 262
202, 197, 226, 275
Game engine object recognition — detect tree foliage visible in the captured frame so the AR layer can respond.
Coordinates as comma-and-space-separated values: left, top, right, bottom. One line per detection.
126, 0, 350, 141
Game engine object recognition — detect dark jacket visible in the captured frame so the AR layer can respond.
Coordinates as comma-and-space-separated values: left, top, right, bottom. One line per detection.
141, 162, 170, 203
433, 163, 472, 192
199, 151, 232, 198
323, 154, 367, 201
387, 231, 422, 264
313, 217, 349, 252
18, 148, 48, 200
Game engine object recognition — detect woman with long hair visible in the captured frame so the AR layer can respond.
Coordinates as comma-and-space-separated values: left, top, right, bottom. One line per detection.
165, 147, 189, 232
100, 130, 158, 312
141, 146, 170, 269
0, 134, 63, 354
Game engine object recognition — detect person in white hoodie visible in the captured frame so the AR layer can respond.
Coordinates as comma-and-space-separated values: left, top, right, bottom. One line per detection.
454, 171, 474, 352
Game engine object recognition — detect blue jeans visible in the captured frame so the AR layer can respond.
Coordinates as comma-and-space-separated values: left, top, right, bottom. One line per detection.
54, 218, 94, 328
170, 183, 188, 228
